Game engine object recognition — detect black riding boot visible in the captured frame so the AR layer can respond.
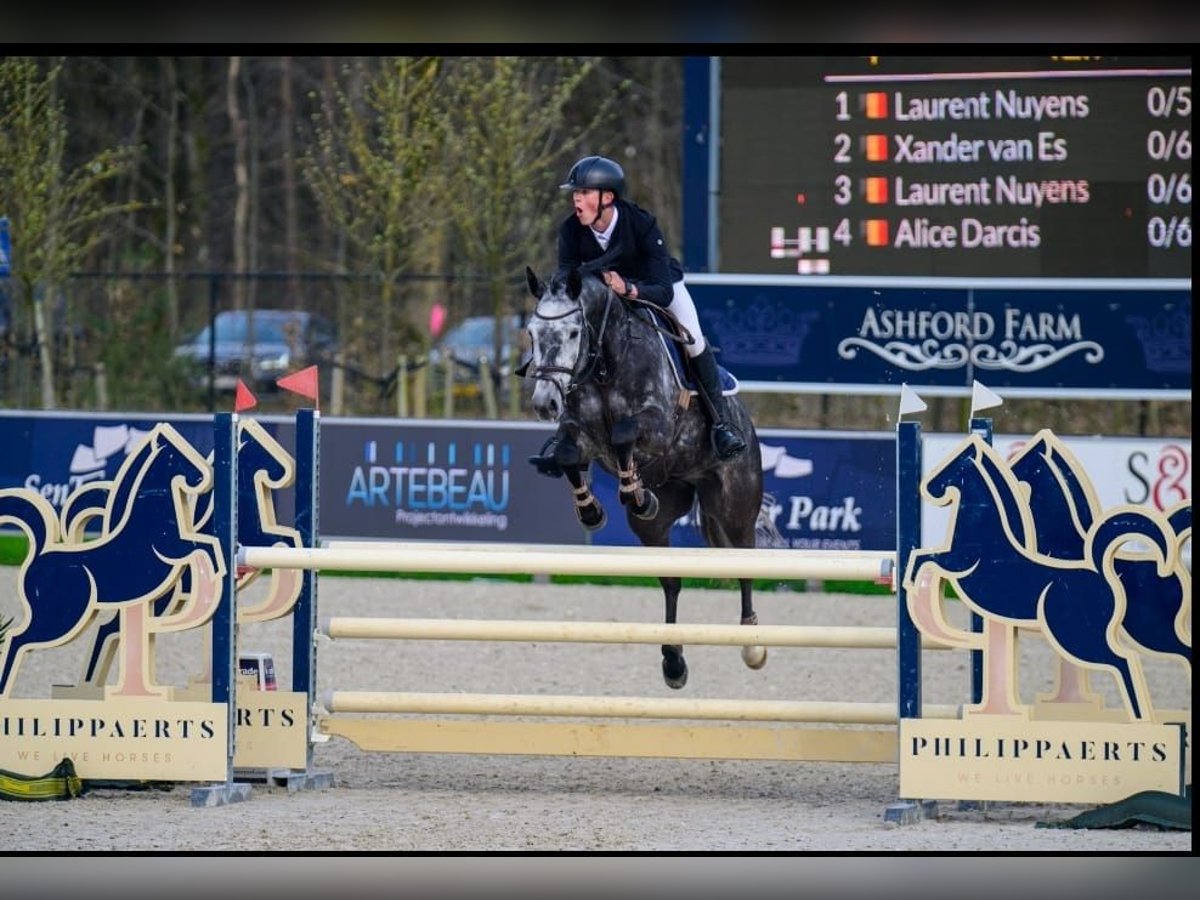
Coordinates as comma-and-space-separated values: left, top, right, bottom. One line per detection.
528, 427, 565, 478
690, 347, 747, 460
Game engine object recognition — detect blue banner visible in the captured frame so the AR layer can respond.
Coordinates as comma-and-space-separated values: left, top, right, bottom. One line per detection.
689, 276, 1191, 395
0, 412, 217, 511
315, 420, 583, 543
0, 412, 584, 546
588, 430, 896, 552
2, 413, 900, 552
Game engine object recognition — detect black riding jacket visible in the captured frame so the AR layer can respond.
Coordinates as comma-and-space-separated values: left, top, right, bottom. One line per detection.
556, 199, 684, 308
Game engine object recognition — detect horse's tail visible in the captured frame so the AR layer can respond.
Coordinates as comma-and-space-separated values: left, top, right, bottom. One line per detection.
1088, 509, 1173, 576
755, 493, 787, 549
0, 491, 57, 559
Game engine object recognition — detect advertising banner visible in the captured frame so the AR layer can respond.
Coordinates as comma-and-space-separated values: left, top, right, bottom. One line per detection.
0, 411, 223, 515
920, 432, 1192, 550
316, 419, 582, 543
0, 412, 584, 546
588, 429, 896, 552
689, 276, 1191, 397
2, 411, 1187, 558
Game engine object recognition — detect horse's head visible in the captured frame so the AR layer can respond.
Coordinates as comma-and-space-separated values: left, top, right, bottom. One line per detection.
150, 426, 213, 496
525, 266, 611, 421
238, 419, 295, 490
922, 436, 983, 508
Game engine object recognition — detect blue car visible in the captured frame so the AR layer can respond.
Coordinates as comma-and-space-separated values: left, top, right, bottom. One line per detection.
174, 308, 338, 392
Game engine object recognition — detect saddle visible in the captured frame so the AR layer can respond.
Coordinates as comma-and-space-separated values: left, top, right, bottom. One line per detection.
629, 302, 738, 397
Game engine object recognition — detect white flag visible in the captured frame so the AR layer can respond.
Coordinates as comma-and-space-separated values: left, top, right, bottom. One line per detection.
898, 383, 928, 416
971, 380, 1003, 415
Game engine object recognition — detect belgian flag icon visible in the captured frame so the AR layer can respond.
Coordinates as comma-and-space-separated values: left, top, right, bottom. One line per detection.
864, 177, 888, 204
864, 92, 888, 119
864, 134, 888, 162
865, 220, 889, 247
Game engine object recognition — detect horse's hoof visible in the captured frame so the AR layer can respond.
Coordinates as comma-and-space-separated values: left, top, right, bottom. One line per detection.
662, 662, 688, 690
741, 645, 768, 670
662, 647, 688, 689
576, 502, 607, 531
632, 490, 659, 521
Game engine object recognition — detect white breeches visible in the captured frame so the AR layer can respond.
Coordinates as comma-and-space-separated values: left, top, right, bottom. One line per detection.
670, 280, 706, 357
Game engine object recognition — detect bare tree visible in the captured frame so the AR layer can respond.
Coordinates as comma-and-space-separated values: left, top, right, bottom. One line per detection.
227, 56, 249, 314
280, 56, 300, 296
301, 56, 448, 388
438, 56, 626, 357
0, 56, 139, 408
160, 56, 181, 337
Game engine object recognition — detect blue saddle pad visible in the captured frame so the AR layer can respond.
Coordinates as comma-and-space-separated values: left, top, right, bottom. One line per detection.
634, 306, 738, 395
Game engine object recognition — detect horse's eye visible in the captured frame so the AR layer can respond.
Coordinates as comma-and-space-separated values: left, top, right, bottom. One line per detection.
568, 329, 579, 340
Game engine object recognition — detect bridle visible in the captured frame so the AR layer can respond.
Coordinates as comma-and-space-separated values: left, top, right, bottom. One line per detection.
528, 284, 618, 402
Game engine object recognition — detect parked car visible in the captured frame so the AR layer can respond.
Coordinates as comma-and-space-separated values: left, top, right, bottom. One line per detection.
429, 314, 525, 378
174, 308, 338, 392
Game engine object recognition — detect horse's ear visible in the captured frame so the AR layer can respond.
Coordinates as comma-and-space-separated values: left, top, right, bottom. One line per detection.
566, 267, 582, 299
525, 266, 543, 298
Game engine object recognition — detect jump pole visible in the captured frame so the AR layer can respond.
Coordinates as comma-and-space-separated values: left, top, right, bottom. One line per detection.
241, 543, 894, 583
322, 691, 959, 724
236, 408, 937, 765
318, 616, 952, 650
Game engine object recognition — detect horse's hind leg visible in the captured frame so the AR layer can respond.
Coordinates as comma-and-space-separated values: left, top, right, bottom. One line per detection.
630, 482, 695, 690
0, 586, 93, 697
738, 579, 767, 669
82, 613, 122, 685
698, 479, 767, 671
660, 576, 687, 689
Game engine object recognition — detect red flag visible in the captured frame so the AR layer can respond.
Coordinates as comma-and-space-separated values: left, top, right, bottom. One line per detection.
234, 379, 258, 413
277, 365, 319, 406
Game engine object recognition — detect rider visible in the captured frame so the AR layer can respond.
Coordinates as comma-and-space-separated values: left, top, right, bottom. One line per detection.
529, 154, 747, 477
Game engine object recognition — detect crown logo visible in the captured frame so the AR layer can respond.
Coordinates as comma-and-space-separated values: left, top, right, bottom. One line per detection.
706, 294, 817, 366
1126, 306, 1191, 374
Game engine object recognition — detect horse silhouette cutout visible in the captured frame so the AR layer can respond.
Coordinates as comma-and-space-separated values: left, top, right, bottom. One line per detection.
903, 433, 1178, 721
55, 418, 301, 695
0, 423, 225, 699
524, 266, 783, 688
1007, 433, 1192, 715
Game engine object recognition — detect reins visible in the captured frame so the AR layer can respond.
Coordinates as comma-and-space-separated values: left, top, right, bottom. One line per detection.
529, 283, 618, 398
624, 294, 696, 350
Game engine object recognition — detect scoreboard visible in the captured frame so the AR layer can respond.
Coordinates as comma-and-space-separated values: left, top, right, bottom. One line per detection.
716, 56, 1192, 278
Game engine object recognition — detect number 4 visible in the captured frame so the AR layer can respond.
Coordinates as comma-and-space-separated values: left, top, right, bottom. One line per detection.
834, 219, 851, 246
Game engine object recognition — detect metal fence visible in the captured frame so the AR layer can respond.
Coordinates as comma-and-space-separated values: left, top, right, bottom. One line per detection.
1, 271, 526, 418
0, 271, 1189, 436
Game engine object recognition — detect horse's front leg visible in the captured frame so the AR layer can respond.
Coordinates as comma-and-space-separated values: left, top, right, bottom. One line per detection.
902, 547, 950, 595
557, 430, 606, 531
612, 417, 658, 520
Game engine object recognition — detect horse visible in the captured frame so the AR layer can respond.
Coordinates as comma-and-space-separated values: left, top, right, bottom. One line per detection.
523, 265, 782, 689
0, 423, 225, 697
1007, 433, 1191, 712
60, 418, 302, 691
903, 434, 1177, 720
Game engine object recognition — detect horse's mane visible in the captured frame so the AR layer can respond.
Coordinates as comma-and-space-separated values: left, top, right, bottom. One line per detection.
548, 268, 607, 299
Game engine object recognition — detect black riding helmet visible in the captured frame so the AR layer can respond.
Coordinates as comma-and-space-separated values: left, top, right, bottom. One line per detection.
560, 155, 626, 197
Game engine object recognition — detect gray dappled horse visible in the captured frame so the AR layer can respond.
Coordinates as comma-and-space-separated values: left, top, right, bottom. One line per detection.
524, 266, 781, 689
